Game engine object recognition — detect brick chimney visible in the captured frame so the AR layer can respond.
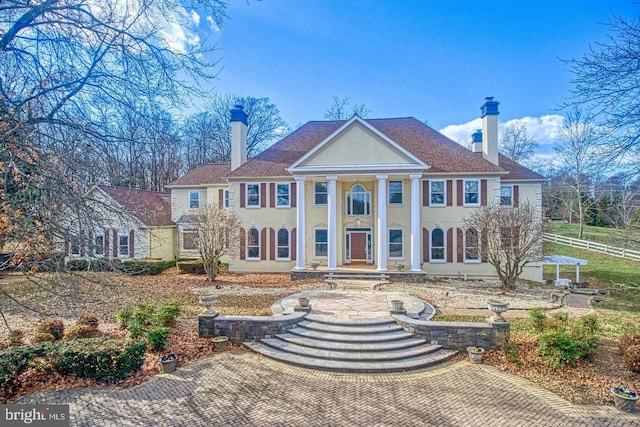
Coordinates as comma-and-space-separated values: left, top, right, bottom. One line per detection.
230, 105, 248, 171
481, 97, 499, 165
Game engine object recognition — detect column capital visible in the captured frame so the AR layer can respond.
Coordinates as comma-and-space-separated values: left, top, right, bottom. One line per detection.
409, 173, 423, 180
293, 175, 306, 182
326, 174, 338, 181
376, 174, 389, 181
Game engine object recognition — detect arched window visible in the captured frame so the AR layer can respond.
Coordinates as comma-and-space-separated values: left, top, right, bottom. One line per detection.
464, 227, 480, 262
247, 228, 260, 259
346, 184, 371, 216
277, 228, 290, 260
430, 228, 445, 262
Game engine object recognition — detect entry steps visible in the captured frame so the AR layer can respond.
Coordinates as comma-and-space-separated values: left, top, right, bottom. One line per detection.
245, 313, 457, 373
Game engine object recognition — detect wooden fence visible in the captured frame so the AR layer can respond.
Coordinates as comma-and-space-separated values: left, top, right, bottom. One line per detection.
543, 233, 640, 262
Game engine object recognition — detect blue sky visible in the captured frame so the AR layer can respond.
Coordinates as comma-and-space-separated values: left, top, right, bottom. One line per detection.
190, 1, 639, 157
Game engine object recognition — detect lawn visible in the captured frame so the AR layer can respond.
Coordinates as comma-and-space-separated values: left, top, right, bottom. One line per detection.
545, 222, 640, 250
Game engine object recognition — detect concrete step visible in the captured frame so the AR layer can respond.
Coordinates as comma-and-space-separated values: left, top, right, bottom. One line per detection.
245, 341, 458, 373
304, 313, 395, 326
288, 327, 415, 343
276, 333, 428, 352
296, 319, 403, 335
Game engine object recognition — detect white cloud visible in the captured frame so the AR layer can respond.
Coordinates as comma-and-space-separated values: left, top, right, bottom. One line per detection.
158, 9, 202, 54
206, 16, 221, 32
190, 10, 200, 26
439, 118, 482, 146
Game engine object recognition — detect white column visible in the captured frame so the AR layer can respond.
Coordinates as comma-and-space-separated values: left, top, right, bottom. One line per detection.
410, 174, 422, 272
376, 174, 388, 271
327, 175, 338, 271
295, 176, 306, 270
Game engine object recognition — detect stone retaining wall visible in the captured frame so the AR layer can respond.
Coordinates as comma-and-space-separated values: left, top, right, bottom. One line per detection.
392, 315, 510, 351
198, 310, 307, 343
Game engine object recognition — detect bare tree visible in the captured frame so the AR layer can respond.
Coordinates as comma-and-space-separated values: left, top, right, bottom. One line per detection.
554, 109, 605, 239
499, 122, 539, 164
566, 13, 640, 163
324, 96, 370, 120
464, 201, 543, 291
189, 203, 242, 282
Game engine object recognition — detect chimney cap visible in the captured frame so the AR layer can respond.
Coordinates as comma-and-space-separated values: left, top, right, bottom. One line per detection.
471, 129, 483, 143
481, 97, 499, 117
230, 105, 248, 125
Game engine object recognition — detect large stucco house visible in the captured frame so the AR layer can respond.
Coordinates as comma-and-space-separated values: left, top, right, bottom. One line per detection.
166, 97, 545, 281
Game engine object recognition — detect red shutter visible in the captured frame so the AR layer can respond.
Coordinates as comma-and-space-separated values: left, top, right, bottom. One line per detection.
129, 230, 135, 258
240, 184, 246, 208
291, 182, 297, 208
481, 179, 487, 206
446, 180, 453, 206
270, 228, 275, 260
291, 228, 297, 261
104, 230, 110, 257
422, 180, 429, 206
239, 228, 246, 260
64, 236, 70, 256
457, 228, 463, 263
513, 185, 519, 207
481, 229, 488, 262
218, 189, 224, 208
447, 228, 453, 263
457, 180, 463, 206
269, 183, 275, 208
113, 230, 118, 257
422, 228, 429, 262
260, 183, 266, 208
260, 228, 267, 260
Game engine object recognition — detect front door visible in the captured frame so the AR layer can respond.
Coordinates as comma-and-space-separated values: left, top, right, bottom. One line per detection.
351, 232, 367, 261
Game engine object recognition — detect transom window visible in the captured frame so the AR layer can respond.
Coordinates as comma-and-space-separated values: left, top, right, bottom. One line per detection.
346, 184, 371, 216
247, 228, 260, 259
277, 183, 290, 207
189, 191, 200, 209
247, 184, 260, 207
430, 180, 446, 206
389, 181, 403, 205
314, 229, 328, 258
277, 228, 290, 259
464, 227, 480, 262
430, 228, 445, 262
500, 185, 513, 206
314, 182, 327, 206
389, 229, 404, 259
464, 180, 480, 206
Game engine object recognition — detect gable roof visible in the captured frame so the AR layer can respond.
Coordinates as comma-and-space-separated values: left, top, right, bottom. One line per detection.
96, 185, 174, 227
227, 117, 517, 178
167, 164, 230, 187
497, 155, 545, 180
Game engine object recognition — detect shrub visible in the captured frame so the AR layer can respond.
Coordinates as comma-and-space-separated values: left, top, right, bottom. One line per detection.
65, 324, 99, 340
0, 347, 35, 390
7, 329, 25, 346
156, 301, 181, 327
77, 313, 99, 330
574, 314, 600, 338
35, 319, 65, 340
537, 330, 581, 369
31, 332, 56, 344
51, 338, 147, 382
529, 308, 547, 333
116, 306, 134, 329
122, 259, 174, 276
619, 333, 640, 355
134, 303, 156, 329
147, 326, 170, 351
66, 259, 89, 271
177, 260, 205, 274
623, 345, 640, 373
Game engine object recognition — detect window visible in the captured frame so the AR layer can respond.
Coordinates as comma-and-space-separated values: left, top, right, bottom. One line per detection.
464, 228, 480, 262
430, 180, 446, 206
389, 229, 404, 259
430, 228, 445, 262
389, 181, 403, 205
277, 183, 290, 207
500, 185, 513, 206
189, 191, 200, 209
346, 184, 371, 216
314, 229, 328, 258
247, 184, 260, 207
247, 228, 260, 259
118, 232, 130, 258
93, 232, 105, 256
464, 180, 480, 206
224, 190, 229, 208
277, 228, 290, 259
69, 236, 81, 257
314, 182, 327, 205
501, 226, 519, 251
182, 230, 198, 251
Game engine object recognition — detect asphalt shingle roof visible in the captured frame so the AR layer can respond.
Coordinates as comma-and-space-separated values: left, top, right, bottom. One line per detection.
167, 164, 231, 186
97, 185, 174, 227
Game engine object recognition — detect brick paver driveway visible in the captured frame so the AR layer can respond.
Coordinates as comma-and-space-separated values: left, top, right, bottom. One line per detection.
17, 351, 639, 426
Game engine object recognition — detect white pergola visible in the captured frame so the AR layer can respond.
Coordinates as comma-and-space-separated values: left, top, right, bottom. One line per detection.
541, 255, 588, 283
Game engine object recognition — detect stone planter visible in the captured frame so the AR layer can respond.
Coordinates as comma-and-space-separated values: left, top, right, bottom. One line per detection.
394, 264, 405, 271
611, 387, 638, 413
390, 299, 406, 314
213, 336, 229, 352
487, 299, 509, 322
159, 353, 177, 373
298, 296, 310, 308
467, 346, 485, 363
310, 262, 320, 271
199, 295, 217, 309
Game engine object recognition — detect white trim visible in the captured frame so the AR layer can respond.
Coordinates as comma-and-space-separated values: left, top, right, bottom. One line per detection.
429, 179, 446, 207
376, 175, 388, 271
429, 227, 447, 263
388, 180, 404, 206
92, 231, 105, 257
500, 184, 514, 207
313, 181, 328, 206
275, 228, 291, 261
246, 183, 260, 208
388, 228, 404, 260
295, 176, 306, 269
117, 230, 130, 259
463, 179, 481, 207
463, 226, 481, 263
276, 182, 291, 208
188, 190, 200, 209
313, 227, 328, 259
246, 227, 260, 260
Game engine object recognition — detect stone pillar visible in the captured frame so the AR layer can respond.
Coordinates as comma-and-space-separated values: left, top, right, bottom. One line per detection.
327, 175, 338, 271
295, 176, 306, 270
376, 174, 388, 271
410, 174, 422, 272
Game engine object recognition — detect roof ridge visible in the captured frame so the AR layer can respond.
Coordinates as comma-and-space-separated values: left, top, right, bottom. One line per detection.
97, 184, 169, 195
